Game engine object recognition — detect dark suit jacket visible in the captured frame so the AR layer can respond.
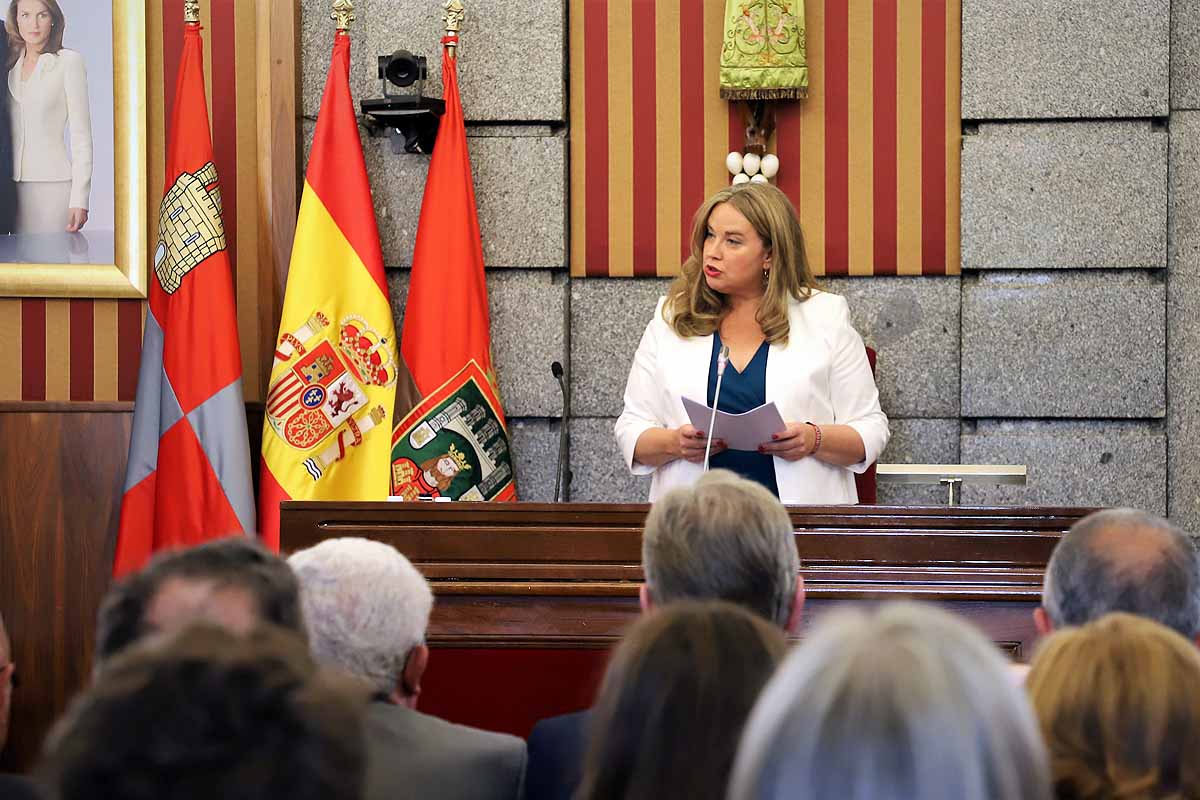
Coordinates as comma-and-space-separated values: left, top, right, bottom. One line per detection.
364, 702, 526, 800
524, 710, 591, 800
0, 773, 41, 799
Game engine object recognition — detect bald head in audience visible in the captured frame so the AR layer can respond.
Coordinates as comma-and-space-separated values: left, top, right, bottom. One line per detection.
640, 469, 802, 631
0, 610, 12, 754
1037, 508, 1200, 642
95, 537, 305, 667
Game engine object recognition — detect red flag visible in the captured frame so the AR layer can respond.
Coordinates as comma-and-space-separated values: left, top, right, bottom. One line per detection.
114, 22, 254, 576
391, 38, 517, 502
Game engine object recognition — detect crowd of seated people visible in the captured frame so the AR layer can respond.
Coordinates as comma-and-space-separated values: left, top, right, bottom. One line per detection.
1, 469, 1199, 800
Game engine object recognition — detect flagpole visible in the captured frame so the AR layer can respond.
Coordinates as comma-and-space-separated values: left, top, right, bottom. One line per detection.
331, 0, 355, 30
444, 0, 465, 59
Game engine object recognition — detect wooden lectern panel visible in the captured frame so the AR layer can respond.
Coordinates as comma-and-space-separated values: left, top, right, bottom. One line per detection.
281, 502, 1092, 738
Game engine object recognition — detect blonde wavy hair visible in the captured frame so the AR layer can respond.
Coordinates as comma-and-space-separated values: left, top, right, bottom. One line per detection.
663, 182, 818, 346
1027, 612, 1200, 800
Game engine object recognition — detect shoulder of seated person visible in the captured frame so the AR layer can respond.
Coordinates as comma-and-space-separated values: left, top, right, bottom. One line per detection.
378, 704, 526, 751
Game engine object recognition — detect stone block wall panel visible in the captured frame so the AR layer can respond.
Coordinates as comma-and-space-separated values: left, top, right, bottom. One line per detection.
826, 277, 961, 418
962, 0, 1168, 119
961, 271, 1165, 418
961, 122, 1167, 271
569, 417, 650, 503
388, 269, 566, 417
960, 421, 1166, 514
510, 419, 561, 502
365, 133, 566, 269
571, 279, 672, 417
875, 418, 962, 506
301, 0, 566, 123
1173, 1, 1200, 109
1169, 112, 1200, 530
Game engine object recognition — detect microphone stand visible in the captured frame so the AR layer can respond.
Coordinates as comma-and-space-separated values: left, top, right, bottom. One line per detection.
551, 361, 571, 501
703, 345, 729, 472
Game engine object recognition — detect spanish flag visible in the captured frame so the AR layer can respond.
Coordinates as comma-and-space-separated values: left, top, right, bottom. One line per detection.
257, 28, 398, 548
114, 21, 255, 576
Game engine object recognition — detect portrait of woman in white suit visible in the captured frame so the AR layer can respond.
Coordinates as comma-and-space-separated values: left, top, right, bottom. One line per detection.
6, 0, 91, 234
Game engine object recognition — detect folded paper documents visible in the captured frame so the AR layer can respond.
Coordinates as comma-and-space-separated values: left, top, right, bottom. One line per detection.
681, 397, 787, 452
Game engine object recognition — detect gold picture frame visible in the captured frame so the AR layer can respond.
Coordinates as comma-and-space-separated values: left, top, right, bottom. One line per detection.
0, 0, 147, 298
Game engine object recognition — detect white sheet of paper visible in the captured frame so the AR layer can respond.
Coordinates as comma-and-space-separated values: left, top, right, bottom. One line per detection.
681, 396, 787, 452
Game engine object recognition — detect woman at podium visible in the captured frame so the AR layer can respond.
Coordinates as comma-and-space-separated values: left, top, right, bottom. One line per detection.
615, 183, 889, 503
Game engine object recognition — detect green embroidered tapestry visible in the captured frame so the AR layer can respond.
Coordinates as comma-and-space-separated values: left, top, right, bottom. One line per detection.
720, 0, 808, 101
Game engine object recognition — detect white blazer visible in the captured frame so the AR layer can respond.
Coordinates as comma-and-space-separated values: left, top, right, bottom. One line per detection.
9, 48, 93, 210
614, 291, 890, 504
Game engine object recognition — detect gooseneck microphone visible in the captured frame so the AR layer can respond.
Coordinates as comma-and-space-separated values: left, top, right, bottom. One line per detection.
551, 361, 571, 502
703, 345, 730, 472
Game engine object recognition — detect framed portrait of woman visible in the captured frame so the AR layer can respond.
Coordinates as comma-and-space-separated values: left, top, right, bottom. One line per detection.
0, 0, 146, 298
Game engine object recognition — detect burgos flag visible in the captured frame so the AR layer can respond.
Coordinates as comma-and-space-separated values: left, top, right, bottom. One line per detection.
114, 20, 255, 577
390, 34, 516, 503
257, 27, 398, 548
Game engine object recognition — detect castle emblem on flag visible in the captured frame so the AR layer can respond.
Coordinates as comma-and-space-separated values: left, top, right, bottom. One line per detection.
153, 161, 227, 294
266, 310, 398, 481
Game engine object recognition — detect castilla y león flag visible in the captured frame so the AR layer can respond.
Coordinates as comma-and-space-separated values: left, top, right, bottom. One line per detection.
257, 29, 399, 548
114, 21, 255, 577
390, 38, 516, 503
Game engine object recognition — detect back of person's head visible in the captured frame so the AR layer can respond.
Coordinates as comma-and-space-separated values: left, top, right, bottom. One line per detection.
1027, 612, 1200, 799
577, 601, 787, 800
39, 623, 366, 800
287, 537, 433, 697
729, 602, 1051, 800
642, 469, 799, 628
1041, 508, 1200, 638
94, 537, 304, 665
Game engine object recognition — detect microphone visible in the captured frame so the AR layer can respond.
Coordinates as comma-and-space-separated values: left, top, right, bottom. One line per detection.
703, 345, 730, 472
551, 361, 571, 502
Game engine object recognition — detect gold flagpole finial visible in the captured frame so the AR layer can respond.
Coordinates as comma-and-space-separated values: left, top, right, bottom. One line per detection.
444, 0, 465, 59
184, 0, 200, 23
331, 0, 355, 31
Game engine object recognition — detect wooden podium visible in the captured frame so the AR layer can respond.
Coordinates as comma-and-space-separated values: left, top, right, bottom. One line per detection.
280, 501, 1091, 737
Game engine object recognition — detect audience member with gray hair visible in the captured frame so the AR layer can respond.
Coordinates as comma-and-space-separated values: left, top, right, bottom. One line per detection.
728, 602, 1052, 800
526, 469, 802, 800
288, 537, 526, 800
1036, 508, 1200, 641
640, 469, 801, 630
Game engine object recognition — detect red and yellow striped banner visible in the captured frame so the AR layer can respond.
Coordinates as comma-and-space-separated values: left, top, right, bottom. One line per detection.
569, 0, 961, 278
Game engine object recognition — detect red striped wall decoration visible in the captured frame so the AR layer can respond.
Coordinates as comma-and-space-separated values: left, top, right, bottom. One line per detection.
5, 0, 267, 403
569, 0, 962, 277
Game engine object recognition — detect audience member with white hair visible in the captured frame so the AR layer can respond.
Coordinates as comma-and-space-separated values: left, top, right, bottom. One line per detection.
288, 537, 526, 800
728, 602, 1052, 800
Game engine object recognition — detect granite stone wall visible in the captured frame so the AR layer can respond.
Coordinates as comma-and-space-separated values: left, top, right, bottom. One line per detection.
300, 0, 1200, 525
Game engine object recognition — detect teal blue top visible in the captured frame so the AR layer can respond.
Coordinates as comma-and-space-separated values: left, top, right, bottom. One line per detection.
706, 331, 779, 497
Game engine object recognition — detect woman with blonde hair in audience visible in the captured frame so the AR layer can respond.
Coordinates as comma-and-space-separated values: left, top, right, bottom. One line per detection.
1027, 612, 1200, 799
728, 602, 1052, 800
575, 601, 787, 800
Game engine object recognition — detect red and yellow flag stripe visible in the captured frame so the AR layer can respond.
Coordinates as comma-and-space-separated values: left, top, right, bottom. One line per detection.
569, 0, 961, 278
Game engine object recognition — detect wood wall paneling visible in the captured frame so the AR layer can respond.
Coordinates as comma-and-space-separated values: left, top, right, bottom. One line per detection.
0, 412, 131, 771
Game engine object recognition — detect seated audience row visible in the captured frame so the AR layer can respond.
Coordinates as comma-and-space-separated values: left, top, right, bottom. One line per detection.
4, 468, 1200, 800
